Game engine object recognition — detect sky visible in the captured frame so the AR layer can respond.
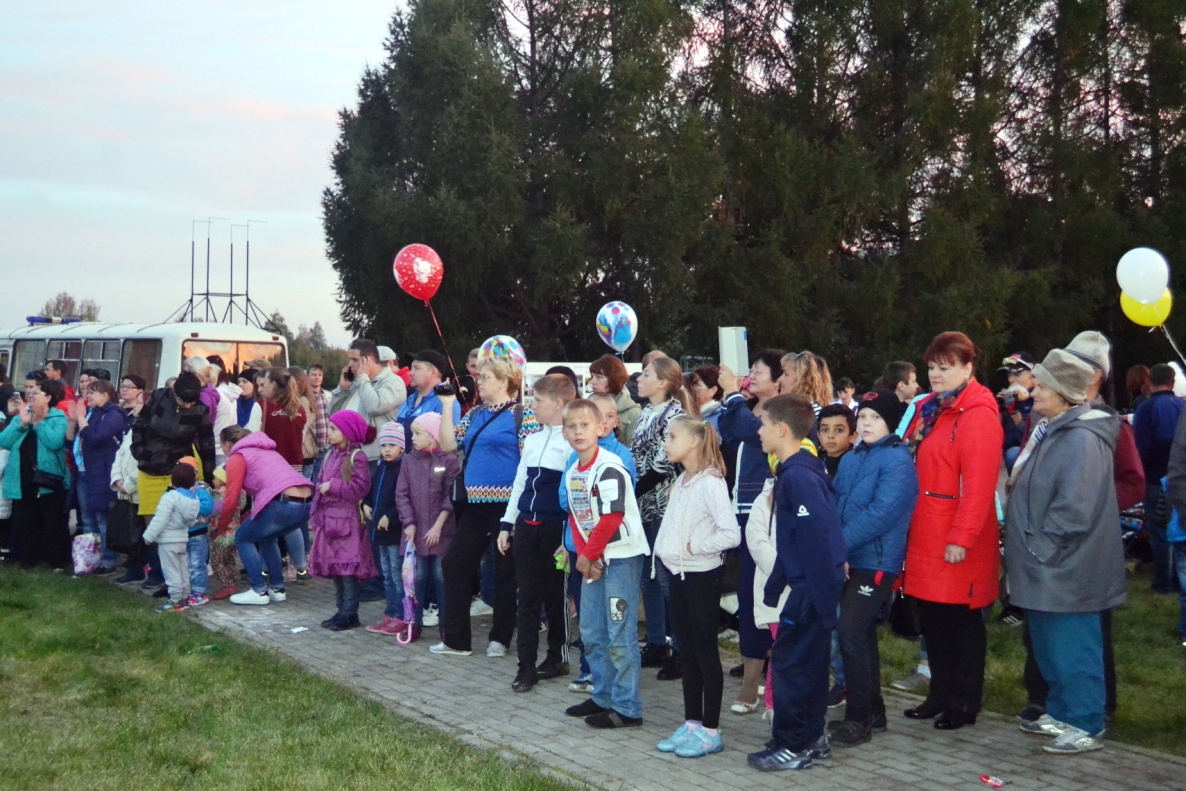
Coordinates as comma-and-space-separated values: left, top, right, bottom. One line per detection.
0, 1, 401, 346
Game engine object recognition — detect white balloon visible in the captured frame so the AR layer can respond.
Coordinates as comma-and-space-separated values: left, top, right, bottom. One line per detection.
1116, 247, 1170, 304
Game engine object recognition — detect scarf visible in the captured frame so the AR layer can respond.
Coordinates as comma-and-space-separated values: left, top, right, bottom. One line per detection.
909, 382, 969, 455
236, 395, 255, 428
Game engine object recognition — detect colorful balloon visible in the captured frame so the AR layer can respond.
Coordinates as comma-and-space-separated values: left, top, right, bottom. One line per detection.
393, 244, 444, 302
478, 335, 527, 367
1120, 289, 1172, 327
1116, 247, 1169, 305
595, 301, 638, 353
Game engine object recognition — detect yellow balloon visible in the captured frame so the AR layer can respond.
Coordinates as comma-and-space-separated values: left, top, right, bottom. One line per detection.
1121, 289, 1172, 327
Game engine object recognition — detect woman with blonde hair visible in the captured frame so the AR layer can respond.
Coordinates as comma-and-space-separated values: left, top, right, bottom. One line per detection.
632, 355, 691, 677
779, 352, 833, 415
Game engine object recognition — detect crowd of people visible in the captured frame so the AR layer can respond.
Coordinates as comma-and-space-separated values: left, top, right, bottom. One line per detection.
1, 326, 1183, 772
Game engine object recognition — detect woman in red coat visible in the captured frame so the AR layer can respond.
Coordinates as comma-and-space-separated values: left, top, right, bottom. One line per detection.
902, 332, 1003, 730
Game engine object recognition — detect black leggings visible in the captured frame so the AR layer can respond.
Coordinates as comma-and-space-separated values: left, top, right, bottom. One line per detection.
667, 565, 724, 729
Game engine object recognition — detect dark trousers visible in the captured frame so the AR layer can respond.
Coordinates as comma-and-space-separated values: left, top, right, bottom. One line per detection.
1145, 484, 1177, 592
442, 503, 516, 651
736, 514, 774, 660
512, 518, 569, 669
917, 599, 986, 715
837, 569, 897, 721
1024, 608, 1116, 716
669, 567, 725, 729
770, 587, 832, 752
13, 491, 70, 570
333, 575, 361, 618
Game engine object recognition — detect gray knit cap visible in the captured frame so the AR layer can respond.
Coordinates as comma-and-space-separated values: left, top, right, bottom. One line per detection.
1033, 349, 1095, 406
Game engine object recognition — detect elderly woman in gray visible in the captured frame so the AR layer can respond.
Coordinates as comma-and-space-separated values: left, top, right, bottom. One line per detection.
1005, 349, 1126, 755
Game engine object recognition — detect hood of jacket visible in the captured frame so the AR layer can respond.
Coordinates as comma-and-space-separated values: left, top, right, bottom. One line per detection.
218, 382, 243, 400
231, 431, 278, 454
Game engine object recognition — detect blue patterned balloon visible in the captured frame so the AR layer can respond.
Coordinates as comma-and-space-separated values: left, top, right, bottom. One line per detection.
478, 335, 527, 367
595, 301, 638, 353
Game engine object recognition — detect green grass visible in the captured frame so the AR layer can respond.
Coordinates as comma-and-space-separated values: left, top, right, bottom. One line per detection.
875, 572, 1186, 756
0, 567, 576, 791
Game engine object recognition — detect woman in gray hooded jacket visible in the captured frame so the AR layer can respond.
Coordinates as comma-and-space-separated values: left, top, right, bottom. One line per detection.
1005, 348, 1125, 756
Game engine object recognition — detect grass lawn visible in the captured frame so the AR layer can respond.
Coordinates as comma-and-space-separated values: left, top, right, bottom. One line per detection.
875, 572, 1186, 756
0, 567, 575, 791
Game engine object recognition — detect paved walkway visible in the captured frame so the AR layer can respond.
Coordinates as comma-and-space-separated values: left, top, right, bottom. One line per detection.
183, 579, 1185, 791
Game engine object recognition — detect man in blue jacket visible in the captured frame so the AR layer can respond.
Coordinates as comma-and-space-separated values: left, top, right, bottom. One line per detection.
1133, 363, 1185, 594
829, 390, 918, 747
748, 394, 847, 772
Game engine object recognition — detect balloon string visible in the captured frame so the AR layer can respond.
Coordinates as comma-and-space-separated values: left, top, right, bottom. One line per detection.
1160, 324, 1186, 367
425, 300, 464, 392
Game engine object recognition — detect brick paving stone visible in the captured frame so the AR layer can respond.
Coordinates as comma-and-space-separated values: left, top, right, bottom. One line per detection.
149, 576, 1186, 791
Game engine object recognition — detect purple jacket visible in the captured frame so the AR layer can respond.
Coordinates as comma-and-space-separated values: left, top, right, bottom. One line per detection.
309, 444, 375, 578
200, 384, 221, 421
395, 448, 460, 557
230, 432, 313, 520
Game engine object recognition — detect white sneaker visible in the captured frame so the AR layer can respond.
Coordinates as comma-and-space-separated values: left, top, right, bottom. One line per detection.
266, 587, 287, 602
229, 589, 270, 606
428, 641, 472, 656
1019, 713, 1068, 737
422, 604, 439, 627
470, 599, 493, 616
486, 640, 508, 658
1043, 725, 1104, 754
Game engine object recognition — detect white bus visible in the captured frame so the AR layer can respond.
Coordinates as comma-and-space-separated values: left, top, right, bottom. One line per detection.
0, 320, 288, 393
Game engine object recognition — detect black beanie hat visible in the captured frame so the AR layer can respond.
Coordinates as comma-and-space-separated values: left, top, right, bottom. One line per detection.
413, 349, 450, 379
174, 371, 203, 403
856, 388, 906, 431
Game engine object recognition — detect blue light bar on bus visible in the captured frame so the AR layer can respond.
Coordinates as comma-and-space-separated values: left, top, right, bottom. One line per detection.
26, 316, 81, 325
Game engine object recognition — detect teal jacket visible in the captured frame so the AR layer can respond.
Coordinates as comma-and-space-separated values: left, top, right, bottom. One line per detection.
0, 409, 71, 500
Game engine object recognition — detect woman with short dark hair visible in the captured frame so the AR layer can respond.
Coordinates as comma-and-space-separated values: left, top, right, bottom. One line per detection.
590, 354, 640, 446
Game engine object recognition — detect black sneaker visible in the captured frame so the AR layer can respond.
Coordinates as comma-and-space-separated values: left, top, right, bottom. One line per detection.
320, 614, 342, 629
870, 710, 888, 733
656, 652, 682, 681
1016, 705, 1045, 723
728, 663, 745, 678
830, 719, 871, 748
114, 571, 144, 585
566, 699, 609, 717
639, 643, 668, 668
536, 660, 570, 680
142, 577, 164, 589
328, 614, 360, 631
512, 668, 538, 693
826, 683, 846, 708
152, 586, 169, 598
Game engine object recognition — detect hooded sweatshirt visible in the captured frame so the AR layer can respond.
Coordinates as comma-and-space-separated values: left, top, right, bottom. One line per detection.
143, 486, 214, 545
653, 469, 741, 579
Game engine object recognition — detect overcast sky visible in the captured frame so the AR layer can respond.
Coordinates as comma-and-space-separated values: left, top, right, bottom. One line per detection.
1, 1, 400, 345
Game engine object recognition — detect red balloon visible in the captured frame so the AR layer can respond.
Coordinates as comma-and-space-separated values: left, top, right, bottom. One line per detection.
393, 244, 444, 301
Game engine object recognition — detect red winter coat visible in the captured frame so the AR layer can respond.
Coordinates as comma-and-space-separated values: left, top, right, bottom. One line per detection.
903, 380, 1003, 608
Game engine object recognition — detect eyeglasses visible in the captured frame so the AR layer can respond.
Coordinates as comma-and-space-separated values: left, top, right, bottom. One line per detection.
120, 383, 139, 390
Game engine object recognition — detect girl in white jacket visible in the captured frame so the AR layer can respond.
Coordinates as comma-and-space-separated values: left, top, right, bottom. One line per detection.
653, 416, 741, 759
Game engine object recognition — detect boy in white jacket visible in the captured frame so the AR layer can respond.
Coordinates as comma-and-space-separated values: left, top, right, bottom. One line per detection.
142, 461, 213, 611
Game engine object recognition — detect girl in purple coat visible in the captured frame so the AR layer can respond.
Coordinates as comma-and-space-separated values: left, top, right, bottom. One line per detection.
309, 410, 376, 631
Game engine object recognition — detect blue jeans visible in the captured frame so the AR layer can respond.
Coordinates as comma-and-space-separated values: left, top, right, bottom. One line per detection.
1173, 542, 1186, 636
1027, 609, 1105, 735
831, 624, 845, 687
640, 519, 668, 647
334, 575, 362, 618
378, 545, 405, 619
76, 479, 117, 569
415, 554, 445, 628
235, 500, 310, 594
582, 553, 645, 719
187, 533, 209, 596
284, 526, 308, 572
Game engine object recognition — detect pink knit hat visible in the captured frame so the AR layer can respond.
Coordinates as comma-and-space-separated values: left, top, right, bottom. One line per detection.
329, 409, 370, 445
412, 412, 443, 445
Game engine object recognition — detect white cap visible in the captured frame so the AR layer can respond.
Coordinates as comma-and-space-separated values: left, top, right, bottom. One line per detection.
377, 345, 397, 363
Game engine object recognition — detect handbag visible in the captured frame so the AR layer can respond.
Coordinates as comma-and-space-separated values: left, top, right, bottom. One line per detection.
32, 467, 66, 492
106, 499, 144, 554
72, 532, 102, 575
451, 403, 522, 512
889, 590, 922, 639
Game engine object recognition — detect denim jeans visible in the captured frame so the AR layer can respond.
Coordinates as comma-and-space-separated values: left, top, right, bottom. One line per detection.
1173, 542, 1186, 637
284, 525, 308, 572
187, 533, 210, 596
378, 545, 405, 619
568, 549, 591, 676
1027, 609, 1106, 735
582, 553, 645, 719
640, 519, 668, 647
76, 479, 118, 569
235, 500, 310, 594
830, 626, 845, 688
415, 554, 445, 628
333, 574, 362, 618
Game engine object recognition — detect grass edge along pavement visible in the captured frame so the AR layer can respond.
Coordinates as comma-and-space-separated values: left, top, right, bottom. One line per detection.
0, 567, 581, 791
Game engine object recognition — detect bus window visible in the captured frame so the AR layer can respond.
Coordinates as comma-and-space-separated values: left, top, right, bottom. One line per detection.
11, 340, 43, 382
122, 340, 162, 391
182, 340, 285, 376
46, 340, 83, 386
83, 340, 122, 383
238, 342, 286, 370
0, 349, 9, 380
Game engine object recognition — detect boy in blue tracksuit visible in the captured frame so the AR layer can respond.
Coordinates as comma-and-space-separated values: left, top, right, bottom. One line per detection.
559, 393, 637, 691
749, 395, 847, 772
829, 390, 918, 747
499, 374, 578, 692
